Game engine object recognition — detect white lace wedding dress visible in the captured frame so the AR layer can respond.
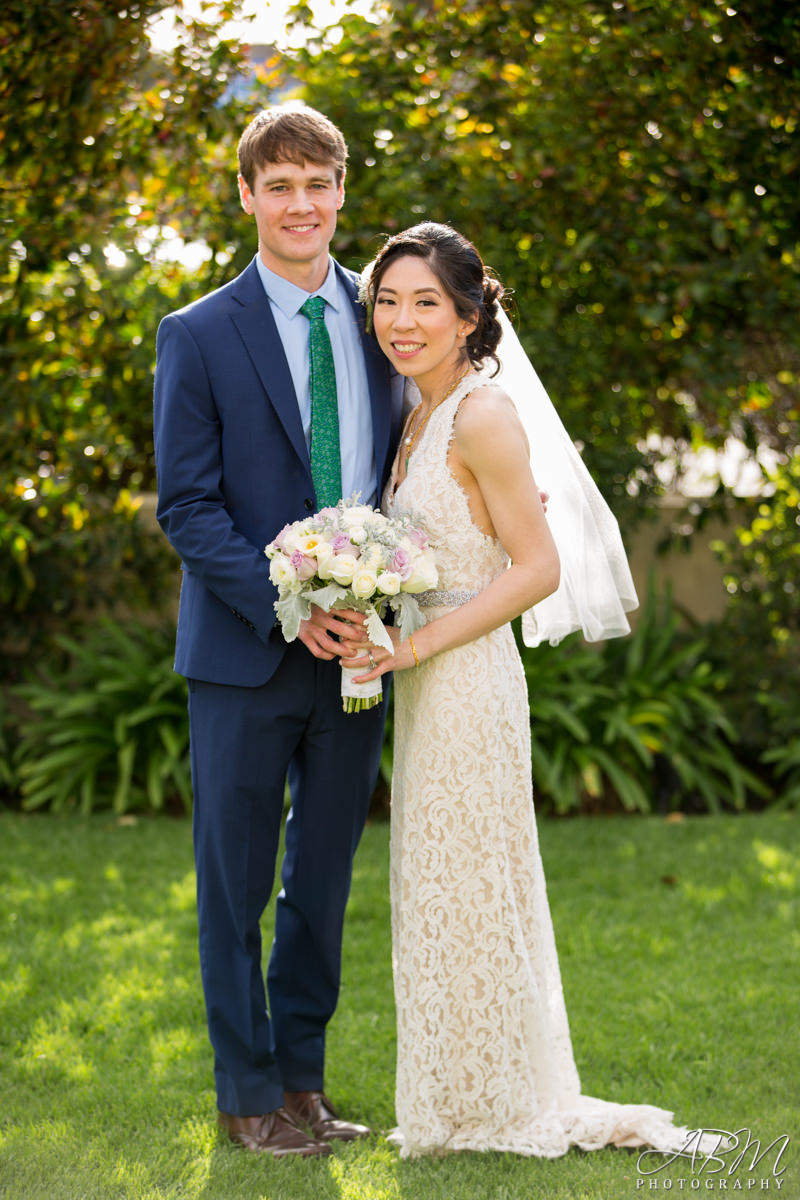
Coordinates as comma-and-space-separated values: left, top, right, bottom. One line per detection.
383, 372, 696, 1159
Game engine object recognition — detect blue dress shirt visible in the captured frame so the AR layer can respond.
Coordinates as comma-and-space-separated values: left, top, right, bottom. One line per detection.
255, 256, 376, 507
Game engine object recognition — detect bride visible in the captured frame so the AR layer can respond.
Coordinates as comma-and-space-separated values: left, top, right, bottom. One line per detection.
345, 221, 700, 1158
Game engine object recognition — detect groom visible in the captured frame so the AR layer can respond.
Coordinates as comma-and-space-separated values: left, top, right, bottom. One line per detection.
153, 105, 404, 1157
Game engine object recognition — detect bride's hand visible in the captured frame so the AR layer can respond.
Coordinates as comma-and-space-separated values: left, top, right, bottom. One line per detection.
345, 626, 418, 680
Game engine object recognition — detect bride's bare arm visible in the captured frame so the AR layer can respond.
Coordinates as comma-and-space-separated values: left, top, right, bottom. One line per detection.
348, 386, 560, 678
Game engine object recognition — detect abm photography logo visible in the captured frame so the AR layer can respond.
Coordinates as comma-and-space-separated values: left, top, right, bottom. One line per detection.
636, 1127, 790, 1192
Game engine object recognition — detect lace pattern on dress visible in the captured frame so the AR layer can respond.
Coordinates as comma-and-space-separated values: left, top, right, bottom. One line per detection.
383, 373, 700, 1158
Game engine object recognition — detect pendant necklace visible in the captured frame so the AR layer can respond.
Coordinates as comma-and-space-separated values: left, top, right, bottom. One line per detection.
403, 367, 471, 469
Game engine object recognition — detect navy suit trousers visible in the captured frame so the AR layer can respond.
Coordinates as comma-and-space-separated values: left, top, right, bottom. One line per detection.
188, 640, 385, 1115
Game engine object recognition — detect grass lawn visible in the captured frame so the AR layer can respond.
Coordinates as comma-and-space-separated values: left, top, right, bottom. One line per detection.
0, 809, 796, 1200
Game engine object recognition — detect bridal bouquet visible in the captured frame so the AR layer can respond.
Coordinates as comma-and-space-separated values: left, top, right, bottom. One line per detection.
265, 498, 438, 712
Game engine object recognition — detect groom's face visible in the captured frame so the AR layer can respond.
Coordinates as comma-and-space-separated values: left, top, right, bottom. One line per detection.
238, 158, 345, 283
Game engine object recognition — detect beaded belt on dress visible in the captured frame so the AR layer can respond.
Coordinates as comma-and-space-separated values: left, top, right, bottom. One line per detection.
418, 589, 479, 608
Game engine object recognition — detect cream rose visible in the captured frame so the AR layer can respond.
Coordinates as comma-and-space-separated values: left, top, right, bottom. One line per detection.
362, 543, 384, 569
269, 553, 298, 588
376, 570, 402, 596
314, 544, 335, 578
351, 567, 379, 600
403, 554, 439, 593
329, 554, 359, 586
281, 524, 311, 555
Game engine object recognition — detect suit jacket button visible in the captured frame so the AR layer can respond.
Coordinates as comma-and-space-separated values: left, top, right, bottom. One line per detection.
304, 498, 314, 511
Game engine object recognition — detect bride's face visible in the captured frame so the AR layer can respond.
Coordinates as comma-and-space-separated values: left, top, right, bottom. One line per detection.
372, 255, 474, 387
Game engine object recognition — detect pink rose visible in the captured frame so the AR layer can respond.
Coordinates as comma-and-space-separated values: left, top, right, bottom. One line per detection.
406, 527, 428, 549
333, 533, 360, 559
290, 550, 317, 581
272, 523, 292, 551
391, 548, 412, 580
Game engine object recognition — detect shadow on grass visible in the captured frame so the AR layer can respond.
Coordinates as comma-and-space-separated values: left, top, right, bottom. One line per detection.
0, 811, 796, 1200
1, 815, 212, 1195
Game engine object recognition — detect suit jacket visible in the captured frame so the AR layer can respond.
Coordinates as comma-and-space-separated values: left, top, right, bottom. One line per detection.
153, 256, 403, 686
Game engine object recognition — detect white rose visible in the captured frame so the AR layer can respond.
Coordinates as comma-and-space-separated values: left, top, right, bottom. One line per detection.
269, 553, 298, 588
348, 525, 368, 545
329, 553, 359, 586
281, 526, 307, 554
362, 543, 384, 569
403, 554, 439, 593
339, 504, 375, 527
351, 567, 379, 600
376, 570, 402, 596
314, 544, 335, 578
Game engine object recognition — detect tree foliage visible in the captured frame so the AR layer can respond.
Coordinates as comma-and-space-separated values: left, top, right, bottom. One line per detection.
1, 0, 797, 686
706, 449, 800, 763
290, 0, 799, 515
0, 0, 797, 807
0, 0, 265, 664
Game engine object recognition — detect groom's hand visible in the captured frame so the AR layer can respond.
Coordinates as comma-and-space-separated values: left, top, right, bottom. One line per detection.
298, 606, 368, 660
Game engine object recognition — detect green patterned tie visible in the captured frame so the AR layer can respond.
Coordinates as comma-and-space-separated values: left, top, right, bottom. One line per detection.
300, 296, 342, 509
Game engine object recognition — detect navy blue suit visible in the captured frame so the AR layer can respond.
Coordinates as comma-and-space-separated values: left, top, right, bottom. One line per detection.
153, 256, 403, 1114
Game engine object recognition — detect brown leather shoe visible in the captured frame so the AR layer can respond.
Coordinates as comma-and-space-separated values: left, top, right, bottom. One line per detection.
284, 1090, 371, 1142
217, 1107, 332, 1157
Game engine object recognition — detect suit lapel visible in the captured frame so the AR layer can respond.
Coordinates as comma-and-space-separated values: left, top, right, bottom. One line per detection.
229, 260, 311, 476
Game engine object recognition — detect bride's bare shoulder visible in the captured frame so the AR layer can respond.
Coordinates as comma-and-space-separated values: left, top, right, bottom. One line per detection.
456, 381, 524, 437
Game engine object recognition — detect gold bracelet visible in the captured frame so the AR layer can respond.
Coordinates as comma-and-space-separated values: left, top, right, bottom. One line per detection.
408, 634, 420, 667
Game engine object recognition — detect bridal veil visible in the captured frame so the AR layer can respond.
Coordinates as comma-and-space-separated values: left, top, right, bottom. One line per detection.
495, 307, 639, 646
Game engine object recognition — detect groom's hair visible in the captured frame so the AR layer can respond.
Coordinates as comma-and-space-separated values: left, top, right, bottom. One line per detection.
365, 222, 504, 376
237, 104, 348, 189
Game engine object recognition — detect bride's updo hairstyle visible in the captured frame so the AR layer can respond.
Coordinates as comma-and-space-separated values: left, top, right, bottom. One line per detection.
364, 222, 504, 376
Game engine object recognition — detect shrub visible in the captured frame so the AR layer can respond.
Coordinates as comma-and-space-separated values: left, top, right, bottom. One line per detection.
521, 577, 770, 815
712, 451, 800, 651
704, 451, 800, 804
0, 694, 19, 804
761, 740, 800, 810
12, 619, 189, 815
1, 488, 177, 683
756, 687, 800, 810
7, 583, 780, 818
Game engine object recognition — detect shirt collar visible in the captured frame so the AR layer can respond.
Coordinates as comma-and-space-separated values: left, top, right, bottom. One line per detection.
254, 255, 341, 317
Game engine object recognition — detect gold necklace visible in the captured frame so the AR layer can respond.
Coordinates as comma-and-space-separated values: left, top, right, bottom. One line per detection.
403, 367, 471, 468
